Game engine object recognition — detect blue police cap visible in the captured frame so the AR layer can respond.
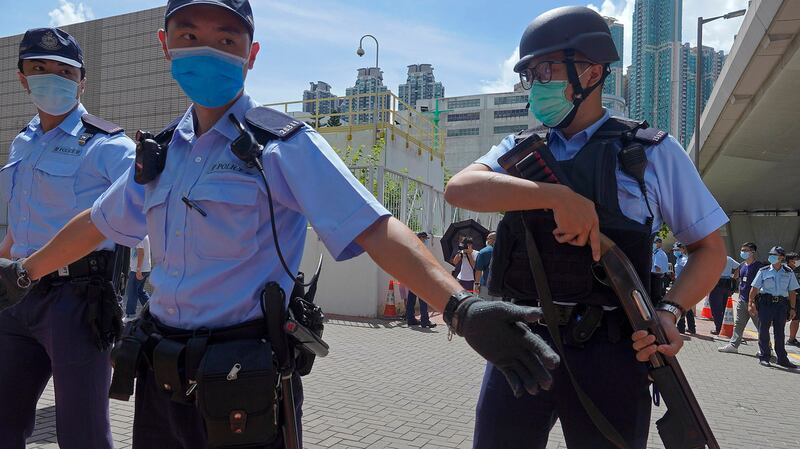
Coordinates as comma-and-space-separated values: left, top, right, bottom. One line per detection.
165, 0, 254, 35
19, 27, 83, 68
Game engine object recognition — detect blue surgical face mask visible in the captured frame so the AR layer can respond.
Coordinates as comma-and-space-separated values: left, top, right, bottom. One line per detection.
768, 255, 779, 264
26, 73, 79, 116
527, 66, 590, 128
740, 251, 750, 260
673, 251, 682, 258
170, 46, 247, 108
528, 81, 574, 128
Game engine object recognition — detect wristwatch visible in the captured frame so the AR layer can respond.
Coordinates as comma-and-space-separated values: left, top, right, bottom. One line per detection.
443, 290, 473, 331
656, 302, 683, 322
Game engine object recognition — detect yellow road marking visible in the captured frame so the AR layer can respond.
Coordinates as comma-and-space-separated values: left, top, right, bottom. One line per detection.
743, 330, 800, 361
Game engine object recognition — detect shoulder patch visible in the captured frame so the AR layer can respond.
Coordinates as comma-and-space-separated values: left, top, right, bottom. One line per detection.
81, 114, 124, 135
759, 265, 770, 271
633, 127, 668, 145
244, 107, 304, 145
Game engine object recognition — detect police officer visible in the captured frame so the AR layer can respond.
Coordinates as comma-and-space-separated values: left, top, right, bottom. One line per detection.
650, 237, 668, 304
786, 252, 800, 347
445, 6, 728, 448
708, 254, 740, 335
719, 242, 764, 353
749, 246, 799, 368
0, 28, 135, 449
673, 242, 695, 334
0, 2, 560, 448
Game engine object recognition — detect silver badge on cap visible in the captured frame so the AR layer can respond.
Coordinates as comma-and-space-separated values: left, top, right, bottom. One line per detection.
40, 31, 62, 51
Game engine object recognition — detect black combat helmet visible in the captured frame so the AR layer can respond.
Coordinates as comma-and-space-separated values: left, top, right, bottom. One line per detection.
514, 6, 619, 73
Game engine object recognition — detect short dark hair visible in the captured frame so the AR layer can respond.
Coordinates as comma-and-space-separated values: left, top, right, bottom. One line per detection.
464, 237, 474, 245
741, 242, 757, 251
18, 59, 85, 80
787, 252, 799, 261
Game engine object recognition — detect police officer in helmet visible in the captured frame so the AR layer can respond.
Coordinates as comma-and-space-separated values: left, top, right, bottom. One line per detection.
0, 1, 562, 448
446, 6, 728, 448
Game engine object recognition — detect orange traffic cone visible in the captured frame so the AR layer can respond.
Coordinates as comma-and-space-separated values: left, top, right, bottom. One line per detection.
720, 296, 735, 338
700, 296, 713, 320
383, 280, 398, 318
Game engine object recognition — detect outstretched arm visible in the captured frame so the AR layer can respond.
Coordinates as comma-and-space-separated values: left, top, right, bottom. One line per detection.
22, 209, 105, 280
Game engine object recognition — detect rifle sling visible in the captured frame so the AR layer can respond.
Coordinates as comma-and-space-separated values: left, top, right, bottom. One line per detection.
521, 217, 629, 449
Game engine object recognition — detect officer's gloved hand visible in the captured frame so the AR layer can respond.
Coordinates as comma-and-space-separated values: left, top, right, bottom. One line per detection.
0, 258, 34, 312
450, 296, 559, 397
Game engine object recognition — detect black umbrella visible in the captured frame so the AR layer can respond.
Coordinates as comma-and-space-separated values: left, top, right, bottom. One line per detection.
441, 219, 490, 266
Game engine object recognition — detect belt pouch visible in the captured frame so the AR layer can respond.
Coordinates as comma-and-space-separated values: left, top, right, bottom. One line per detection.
153, 338, 188, 403
109, 336, 143, 401
196, 338, 278, 449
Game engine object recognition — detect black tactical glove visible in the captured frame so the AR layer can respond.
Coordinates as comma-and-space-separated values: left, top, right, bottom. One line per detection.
445, 292, 559, 397
0, 258, 34, 312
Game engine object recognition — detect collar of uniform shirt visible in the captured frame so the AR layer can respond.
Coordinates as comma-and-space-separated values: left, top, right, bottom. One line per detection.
547, 108, 611, 151
57, 103, 88, 137
174, 92, 256, 144
25, 103, 87, 137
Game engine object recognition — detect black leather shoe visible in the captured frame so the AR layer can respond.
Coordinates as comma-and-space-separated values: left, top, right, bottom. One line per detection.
787, 338, 800, 347
777, 360, 798, 369
710, 330, 720, 335
421, 322, 437, 328
759, 360, 772, 367
407, 319, 420, 326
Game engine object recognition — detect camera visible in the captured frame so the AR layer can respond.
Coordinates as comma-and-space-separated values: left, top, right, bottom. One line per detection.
458, 242, 466, 251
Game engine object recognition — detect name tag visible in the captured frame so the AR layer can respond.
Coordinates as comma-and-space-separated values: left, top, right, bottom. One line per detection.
743, 277, 748, 283
58, 266, 70, 277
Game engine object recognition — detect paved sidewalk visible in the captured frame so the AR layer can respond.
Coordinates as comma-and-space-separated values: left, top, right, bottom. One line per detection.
25, 312, 800, 449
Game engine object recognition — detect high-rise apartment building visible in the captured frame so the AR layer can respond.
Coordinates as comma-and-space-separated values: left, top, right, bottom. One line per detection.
302, 81, 340, 116
629, 0, 683, 134
603, 17, 625, 100
398, 64, 444, 111
677, 44, 726, 147
344, 67, 390, 124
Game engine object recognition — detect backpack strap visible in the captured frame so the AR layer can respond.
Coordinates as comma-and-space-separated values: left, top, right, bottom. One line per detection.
79, 113, 125, 146
244, 107, 304, 146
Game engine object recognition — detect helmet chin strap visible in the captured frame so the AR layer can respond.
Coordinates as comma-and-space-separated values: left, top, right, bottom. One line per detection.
553, 49, 609, 129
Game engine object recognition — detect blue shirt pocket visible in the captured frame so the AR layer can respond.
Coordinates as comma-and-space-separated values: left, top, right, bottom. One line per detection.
143, 185, 170, 264
0, 159, 22, 205
188, 178, 260, 261
34, 158, 81, 208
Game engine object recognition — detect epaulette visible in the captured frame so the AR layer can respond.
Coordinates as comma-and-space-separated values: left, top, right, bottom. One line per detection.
153, 115, 182, 146
633, 126, 668, 146
759, 265, 771, 271
782, 265, 792, 273
513, 126, 548, 145
79, 113, 124, 146
244, 107, 304, 146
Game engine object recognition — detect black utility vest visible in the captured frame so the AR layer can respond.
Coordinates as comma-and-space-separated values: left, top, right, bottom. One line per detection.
488, 117, 663, 306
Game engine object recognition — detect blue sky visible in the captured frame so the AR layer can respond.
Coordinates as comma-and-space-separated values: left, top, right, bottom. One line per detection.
2, 0, 747, 105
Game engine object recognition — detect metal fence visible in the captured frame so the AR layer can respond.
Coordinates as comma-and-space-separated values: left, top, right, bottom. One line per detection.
349, 165, 501, 235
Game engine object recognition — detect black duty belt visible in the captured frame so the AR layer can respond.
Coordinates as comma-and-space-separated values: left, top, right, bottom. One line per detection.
41, 250, 115, 283
110, 311, 268, 402
509, 299, 628, 345
759, 294, 788, 303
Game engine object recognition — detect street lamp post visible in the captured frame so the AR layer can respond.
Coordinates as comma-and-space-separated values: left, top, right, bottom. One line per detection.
694, 9, 746, 173
356, 34, 382, 164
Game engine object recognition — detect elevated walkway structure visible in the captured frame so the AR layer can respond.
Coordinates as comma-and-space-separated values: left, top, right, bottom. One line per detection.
690, 0, 800, 252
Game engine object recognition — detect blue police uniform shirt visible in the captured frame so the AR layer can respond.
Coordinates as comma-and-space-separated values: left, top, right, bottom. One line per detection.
651, 248, 669, 274
475, 109, 729, 245
738, 260, 765, 300
475, 245, 493, 286
0, 104, 135, 259
91, 93, 390, 329
751, 264, 800, 297
674, 254, 688, 278
719, 256, 740, 279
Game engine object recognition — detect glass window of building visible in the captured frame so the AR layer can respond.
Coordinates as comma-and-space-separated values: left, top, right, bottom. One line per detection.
447, 112, 481, 122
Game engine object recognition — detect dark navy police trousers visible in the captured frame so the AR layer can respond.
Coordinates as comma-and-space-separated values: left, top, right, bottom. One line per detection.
132, 345, 304, 449
474, 324, 652, 449
0, 283, 113, 449
757, 296, 790, 363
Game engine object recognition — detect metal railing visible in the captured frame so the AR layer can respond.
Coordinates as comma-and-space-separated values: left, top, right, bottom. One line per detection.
264, 91, 445, 161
